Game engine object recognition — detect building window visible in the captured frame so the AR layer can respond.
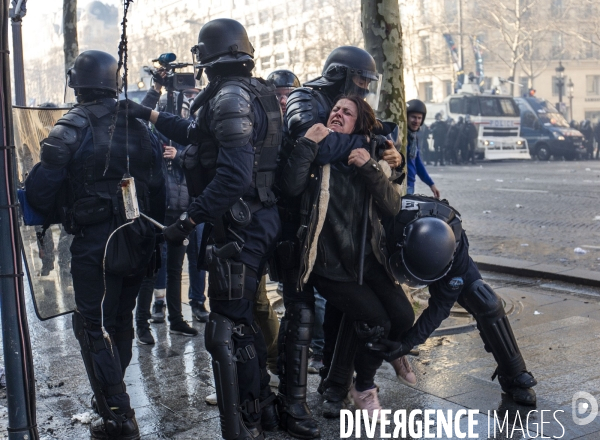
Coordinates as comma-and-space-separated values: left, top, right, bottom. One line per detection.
586, 75, 600, 96
289, 49, 299, 64
259, 10, 269, 22
245, 14, 255, 26
519, 76, 529, 92
273, 6, 284, 21
259, 33, 270, 46
444, 80, 452, 97
420, 36, 431, 65
420, 0, 429, 23
420, 82, 434, 102
275, 53, 285, 66
551, 0, 563, 17
585, 39, 595, 59
274, 29, 284, 45
551, 33, 563, 59
305, 48, 318, 61
261, 56, 272, 70
304, 0, 316, 10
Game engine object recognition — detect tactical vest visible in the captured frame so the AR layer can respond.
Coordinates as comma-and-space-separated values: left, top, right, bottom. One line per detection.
183, 77, 282, 208
67, 99, 153, 211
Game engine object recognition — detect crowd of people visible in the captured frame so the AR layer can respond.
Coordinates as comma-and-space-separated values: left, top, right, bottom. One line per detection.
570, 119, 600, 160
417, 113, 480, 166
24, 18, 539, 440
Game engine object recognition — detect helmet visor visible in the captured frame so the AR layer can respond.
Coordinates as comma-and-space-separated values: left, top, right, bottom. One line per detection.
343, 71, 382, 111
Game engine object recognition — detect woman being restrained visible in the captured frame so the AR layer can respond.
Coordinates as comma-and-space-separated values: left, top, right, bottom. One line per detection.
294, 96, 414, 418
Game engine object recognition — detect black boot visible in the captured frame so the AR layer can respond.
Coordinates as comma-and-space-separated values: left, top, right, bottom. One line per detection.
277, 303, 320, 439
90, 410, 140, 440
497, 371, 537, 406
260, 386, 279, 431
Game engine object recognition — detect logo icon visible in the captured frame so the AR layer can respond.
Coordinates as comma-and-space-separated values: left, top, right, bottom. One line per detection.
448, 277, 464, 290
572, 392, 598, 426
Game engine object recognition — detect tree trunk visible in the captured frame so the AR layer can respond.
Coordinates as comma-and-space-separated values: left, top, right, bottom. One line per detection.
63, 0, 78, 76
361, 0, 407, 156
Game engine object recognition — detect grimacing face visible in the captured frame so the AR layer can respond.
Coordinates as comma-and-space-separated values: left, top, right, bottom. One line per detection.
327, 98, 358, 134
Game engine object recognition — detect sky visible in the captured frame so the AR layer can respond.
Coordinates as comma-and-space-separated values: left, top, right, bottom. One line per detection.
20, 0, 123, 54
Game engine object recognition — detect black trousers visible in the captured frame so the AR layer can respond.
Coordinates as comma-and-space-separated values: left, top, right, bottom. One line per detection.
72, 260, 145, 413
311, 263, 415, 390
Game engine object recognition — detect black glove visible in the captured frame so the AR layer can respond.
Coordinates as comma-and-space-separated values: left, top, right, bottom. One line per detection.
163, 212, 195, 246
354, 322, 385, 342
118, 99, 152, 121
366, 338, 411, 362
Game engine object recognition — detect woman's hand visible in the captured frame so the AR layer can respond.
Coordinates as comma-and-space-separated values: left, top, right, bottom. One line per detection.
348, 148, 371, 167
304, 123, 330, 143
382, 140, 403, 168
163, 145, 177, 160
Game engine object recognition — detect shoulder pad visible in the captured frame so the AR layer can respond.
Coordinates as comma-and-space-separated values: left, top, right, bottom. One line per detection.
47, 123, 81, 146
56, 108, 89, 128
285, 88, 319, 138
210, 83, 254, 148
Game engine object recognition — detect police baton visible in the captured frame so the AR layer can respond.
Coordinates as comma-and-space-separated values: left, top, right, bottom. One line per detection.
357, 136, 378, 285
140, 213, 189, 246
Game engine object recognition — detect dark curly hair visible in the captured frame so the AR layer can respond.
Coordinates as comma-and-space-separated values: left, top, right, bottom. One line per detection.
334, 95, 382, 135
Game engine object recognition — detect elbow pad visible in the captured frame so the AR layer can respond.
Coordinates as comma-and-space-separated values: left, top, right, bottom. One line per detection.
285, 88, 320, 139
40, 138, 72, 170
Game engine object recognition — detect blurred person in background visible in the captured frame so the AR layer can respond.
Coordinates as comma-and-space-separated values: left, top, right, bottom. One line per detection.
406, 99, 440, 198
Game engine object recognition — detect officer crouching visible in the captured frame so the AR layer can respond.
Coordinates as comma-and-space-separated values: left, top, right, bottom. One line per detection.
25, 50, 166, 439
120, 19, 282, 440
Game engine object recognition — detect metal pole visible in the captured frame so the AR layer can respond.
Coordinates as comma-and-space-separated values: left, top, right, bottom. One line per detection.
457, 0, 463, 70
569, 95, 573, 120
9, 0, 26, 106
0, 0, 39, 438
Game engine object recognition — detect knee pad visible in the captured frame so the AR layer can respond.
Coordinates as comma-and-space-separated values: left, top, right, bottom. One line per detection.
72, 311, 125, 424
280, 302, 314, 402
205, 312, 263, 439
460, 281, 528, 379
461, 280, 504, 318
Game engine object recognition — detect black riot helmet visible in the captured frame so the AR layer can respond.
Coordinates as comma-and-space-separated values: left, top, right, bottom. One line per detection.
191, 18, 254, 69
267, 70, 301, 89
67, 50, 121, 94
406, 99, 427, 125
389, 216, 456, 287
305, 46, 382, 109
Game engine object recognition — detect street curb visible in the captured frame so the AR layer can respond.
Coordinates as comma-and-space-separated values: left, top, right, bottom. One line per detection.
472, 255, 600, 288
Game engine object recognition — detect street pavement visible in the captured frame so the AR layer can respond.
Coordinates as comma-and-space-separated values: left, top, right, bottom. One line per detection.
414, 158, 600, 272
1, 158, 600, 439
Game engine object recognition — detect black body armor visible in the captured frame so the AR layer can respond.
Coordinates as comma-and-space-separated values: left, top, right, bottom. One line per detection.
183, 77, 281, 208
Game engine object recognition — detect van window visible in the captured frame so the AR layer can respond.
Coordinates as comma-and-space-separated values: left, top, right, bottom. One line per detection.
449, 97, 464, 114
522, 111, 537, 128
478, 97, 519, 116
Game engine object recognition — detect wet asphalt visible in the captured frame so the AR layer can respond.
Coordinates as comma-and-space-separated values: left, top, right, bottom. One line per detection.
1, 159, 600, 438
1, 272, 600, 439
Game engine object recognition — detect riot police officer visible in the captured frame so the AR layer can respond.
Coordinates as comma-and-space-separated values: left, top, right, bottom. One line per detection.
25, 50, 166, 439
267, 69, 301, 115
362, 194, 538, 406
274, 46, 403, 437
430, 112, 448, 166
121, 19, 281, 440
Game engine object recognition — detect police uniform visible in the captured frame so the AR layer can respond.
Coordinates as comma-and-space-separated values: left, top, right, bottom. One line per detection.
374, 195, 538, 406
130, 19, 282, 440
25, 50, 165, 439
